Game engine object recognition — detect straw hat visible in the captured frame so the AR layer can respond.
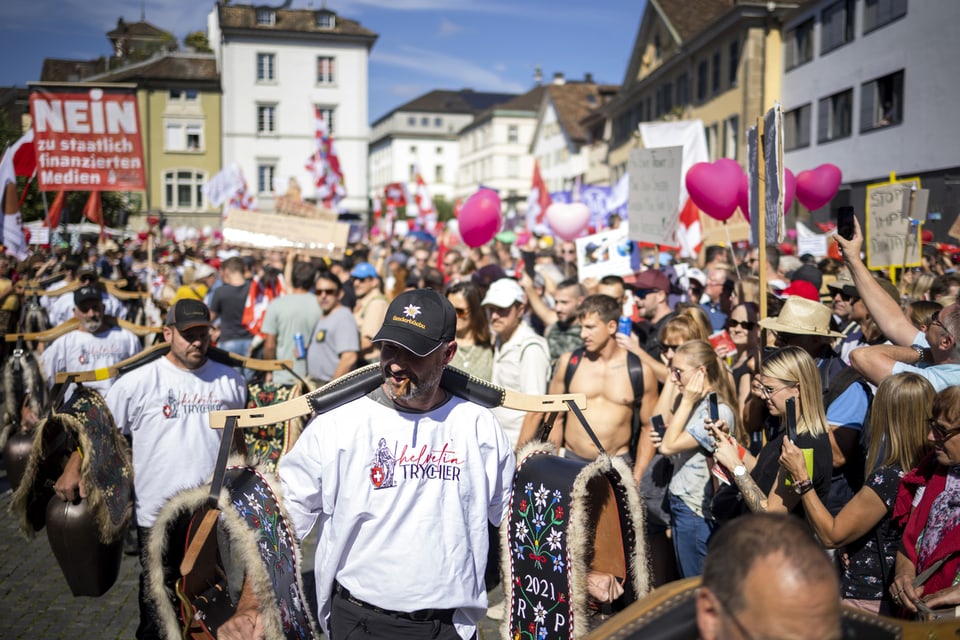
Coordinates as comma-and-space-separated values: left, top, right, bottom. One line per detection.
759, 296, 844, 338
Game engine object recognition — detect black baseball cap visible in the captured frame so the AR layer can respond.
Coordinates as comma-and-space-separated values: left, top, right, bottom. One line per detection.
165, 299, 212, 331
372, 289, 456, 357
73, 285, 102, 306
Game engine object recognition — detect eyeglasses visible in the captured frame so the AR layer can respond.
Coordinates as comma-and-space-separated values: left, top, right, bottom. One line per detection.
662, 343, 681, 352
316, 288, 338, 296
929, 418, 960, 443
759, 381, 798, 399
931, 309, 954, 339
453, 307, 469, 318
670, 366, 693, 380
634, 289, 658, 299
486, 305, 516, 318
726, 319, 757, 331
835, 291, 859, 303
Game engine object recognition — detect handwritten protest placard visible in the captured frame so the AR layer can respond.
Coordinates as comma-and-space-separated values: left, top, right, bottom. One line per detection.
627, 146, 682, 246
865, 177, 921, 270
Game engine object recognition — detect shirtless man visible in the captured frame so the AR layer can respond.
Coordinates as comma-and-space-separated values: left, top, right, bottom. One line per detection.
520, 294, 657, 460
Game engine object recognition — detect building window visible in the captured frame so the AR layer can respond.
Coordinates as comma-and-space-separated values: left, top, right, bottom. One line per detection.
507, 156, 518, 178
316, 56, 335, 84
257, 105, 277, 134
697, 60, 708, 101
315, 106, 335, 134
408, 116, 416, 126
434, 117, 442, 127
784, 103, 812, 150
256, 9, 275, 26
677, 73, 689, 106
409, 164, 416, 181
315, 12, 335, 29
410, 145, 417, 154
508, 124, 518, 143
817, 89, 853, 143
256, 53, 275, 82
711, 51, 721, 94
164, 122, 204, 152
864, 0, 907, 34
861, 70, 904, 132
257, 163, 276, 194
728, 40, 740, 86
436, 146, 443, 155
706, 123, 719, 161
723, 116, 739, 159
435, 165, 444, 183
653, 34, 661, 61
821, 0, 855, 54
421, 117, 429, 126
163, 170, 205, 211
169, 89, 199, 101
663, 83, 673, 113
785, 18, 814, 69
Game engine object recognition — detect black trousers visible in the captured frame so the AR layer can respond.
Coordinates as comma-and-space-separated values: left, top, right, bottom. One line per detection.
329, 586, 472, 640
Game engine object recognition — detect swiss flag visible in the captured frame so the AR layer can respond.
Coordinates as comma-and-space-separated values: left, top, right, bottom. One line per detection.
525, 160, 551, 232
384, 182, 407, 208
676, 198, 703, 258
0, 129, 36, 187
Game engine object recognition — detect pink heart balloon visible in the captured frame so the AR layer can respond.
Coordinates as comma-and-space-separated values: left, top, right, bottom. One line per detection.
795, 163, 842, 211
783, 168, 796, 213
458, 188, 502, 247
686, 159, 743, 221
546, 202, 591, 241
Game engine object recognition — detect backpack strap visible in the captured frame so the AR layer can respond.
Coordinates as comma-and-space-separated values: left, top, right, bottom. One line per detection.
563, 347, 585, 394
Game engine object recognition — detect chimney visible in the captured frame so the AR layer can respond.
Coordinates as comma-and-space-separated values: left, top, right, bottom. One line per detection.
552, 72, 565, 85
584, 72, 593, 84
534, 65, 543, 86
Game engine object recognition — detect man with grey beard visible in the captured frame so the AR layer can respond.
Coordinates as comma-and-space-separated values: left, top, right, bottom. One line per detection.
40, 284, 141, 400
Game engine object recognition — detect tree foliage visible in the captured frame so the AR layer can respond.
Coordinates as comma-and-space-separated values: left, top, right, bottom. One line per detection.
184, 31, 212, 53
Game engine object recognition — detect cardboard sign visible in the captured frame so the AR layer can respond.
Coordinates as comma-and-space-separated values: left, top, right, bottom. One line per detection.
576, 228, 634, 281
948, 212, 960, 242
627, 146, 683, 246
865, 177, 922, 270
223, 209, 349, 256
30, 84, 146, 191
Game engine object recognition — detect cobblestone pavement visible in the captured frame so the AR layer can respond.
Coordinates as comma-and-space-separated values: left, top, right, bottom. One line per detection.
0, 467, 505, 639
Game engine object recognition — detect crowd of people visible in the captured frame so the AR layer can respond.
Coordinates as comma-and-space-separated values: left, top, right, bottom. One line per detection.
5, 212, 960, 638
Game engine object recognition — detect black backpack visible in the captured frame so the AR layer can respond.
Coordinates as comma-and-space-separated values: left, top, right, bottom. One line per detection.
563, 347, 646, 458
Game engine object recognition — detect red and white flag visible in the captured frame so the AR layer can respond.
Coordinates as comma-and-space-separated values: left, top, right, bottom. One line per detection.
0, 129, 36, 260
228, 173, 256, 212
384, 182, 407, 208
525, 160, 551, 233
372, 195, 382, 223
305, 107, 345, 210
413, 171, 435, 229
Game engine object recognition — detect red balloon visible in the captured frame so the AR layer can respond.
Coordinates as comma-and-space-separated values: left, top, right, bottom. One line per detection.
686, 159, 743, 221
796, 164, 842, 211
458, 188, 502, 248
922, 229, 934, 243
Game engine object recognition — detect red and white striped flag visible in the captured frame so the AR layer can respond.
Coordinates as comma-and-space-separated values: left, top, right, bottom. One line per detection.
525, 160, 551, 233
305, 106, 345, 210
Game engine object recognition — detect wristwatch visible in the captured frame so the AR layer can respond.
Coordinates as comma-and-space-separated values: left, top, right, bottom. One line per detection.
733, 464, 747, 478
913, 345, 925, 363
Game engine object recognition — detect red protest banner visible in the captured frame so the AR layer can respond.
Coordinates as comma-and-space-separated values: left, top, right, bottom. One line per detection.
30, 84, 146, 192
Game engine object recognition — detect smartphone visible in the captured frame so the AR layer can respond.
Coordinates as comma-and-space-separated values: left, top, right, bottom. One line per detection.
652, 414, 666, 439
785, 397, 798, 443
521, 250, 537, 279
836, 206, 855, 241
708, 392, 720, 422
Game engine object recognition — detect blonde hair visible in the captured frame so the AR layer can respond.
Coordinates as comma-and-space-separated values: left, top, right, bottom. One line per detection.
675, 340, 741, 439
661, 313, 710, 345
676, 303, 713, 340
866, 373, 933, 474
760, 346, 828, 437
735, 276, 762, 305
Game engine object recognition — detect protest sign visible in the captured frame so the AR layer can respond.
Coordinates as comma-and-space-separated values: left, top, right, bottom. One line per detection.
30, 83, 146, 191
627, 146, 682, 246
865, 177, 922, 270
576, 228, 634, 281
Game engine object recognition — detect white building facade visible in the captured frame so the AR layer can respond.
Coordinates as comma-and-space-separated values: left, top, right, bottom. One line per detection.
208, 3, 376, 214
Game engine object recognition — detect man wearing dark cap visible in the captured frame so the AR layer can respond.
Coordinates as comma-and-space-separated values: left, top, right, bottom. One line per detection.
40, 284, 141, 402
628, 268, 675, 360
105, 299, 247, 640
221, 289, 515, 640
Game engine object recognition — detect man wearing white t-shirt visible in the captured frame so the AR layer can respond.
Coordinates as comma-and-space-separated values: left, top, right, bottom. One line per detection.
41, 284, 141, 401
220, 289, 515, 640
109, 299, 246, 640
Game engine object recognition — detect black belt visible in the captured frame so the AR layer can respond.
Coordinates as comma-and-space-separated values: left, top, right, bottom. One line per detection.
333, 581, 455, 623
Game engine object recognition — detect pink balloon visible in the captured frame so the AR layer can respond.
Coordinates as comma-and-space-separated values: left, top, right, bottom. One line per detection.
686, 159, 743, 221
458, 188, 502, 247
737, 174, 750, 222
546, 202, 592, 240
783, 168, 796, 213
795, 164, 842, 211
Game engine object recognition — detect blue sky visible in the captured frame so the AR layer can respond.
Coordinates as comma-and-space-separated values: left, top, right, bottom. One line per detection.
1, 0, 643, 123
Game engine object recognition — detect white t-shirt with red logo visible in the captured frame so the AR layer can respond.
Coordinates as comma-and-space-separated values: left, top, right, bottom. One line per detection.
106, 356, 247, 527
41, 326, 142, 396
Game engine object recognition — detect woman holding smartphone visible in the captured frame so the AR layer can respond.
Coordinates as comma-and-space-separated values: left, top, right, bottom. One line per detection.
709, 346, 833, 519
654, 339, 739, 577
780, 373, 933, 614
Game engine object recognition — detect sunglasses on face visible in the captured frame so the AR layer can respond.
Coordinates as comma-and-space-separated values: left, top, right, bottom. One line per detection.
836, 291, 859, 303
453, 307, 469, 318
634, 288, 658, 299
661, 343, 681, 352
316, 288, 339, 296
931, 309, 954, 338
930, 418, 960, 443
726, 319, 757, 331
